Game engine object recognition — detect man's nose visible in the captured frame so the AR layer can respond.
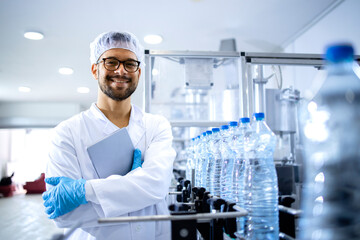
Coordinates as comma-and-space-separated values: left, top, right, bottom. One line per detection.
114, 63, 126, 74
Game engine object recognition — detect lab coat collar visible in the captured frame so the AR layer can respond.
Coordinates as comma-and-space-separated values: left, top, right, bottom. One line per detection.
89, 103, 145, 147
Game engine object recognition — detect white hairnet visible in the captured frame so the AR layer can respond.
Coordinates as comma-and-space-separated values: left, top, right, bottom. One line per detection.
89, 31, 144, 67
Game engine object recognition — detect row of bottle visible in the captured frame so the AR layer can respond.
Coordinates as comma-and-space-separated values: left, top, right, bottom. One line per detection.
185, 112, 279, 240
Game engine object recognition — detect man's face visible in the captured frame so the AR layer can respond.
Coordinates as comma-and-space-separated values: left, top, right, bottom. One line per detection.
92, 48, 141, 101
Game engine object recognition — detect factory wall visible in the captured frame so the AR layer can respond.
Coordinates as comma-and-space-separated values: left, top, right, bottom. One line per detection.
281, 0, 360, 99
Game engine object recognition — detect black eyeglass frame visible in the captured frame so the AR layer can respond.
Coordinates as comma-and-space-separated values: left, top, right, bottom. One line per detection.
97, 57, 141, 73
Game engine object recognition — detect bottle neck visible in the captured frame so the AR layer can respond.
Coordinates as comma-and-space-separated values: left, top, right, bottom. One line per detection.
326, 60, 354, 75
254, 118, 264, 123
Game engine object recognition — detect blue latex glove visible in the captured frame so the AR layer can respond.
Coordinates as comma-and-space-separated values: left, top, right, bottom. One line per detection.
42, 177, 87, 219
131, 148, 143, 170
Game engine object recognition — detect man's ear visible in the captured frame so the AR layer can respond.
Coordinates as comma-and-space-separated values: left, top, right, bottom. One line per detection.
91, 64, 98, 80
137, 67, 141, 79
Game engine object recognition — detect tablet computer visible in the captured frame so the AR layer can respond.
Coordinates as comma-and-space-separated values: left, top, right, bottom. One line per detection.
87, 128, 135, 178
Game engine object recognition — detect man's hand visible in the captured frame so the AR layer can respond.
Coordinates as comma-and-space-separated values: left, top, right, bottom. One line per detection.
42, 177, 87, 219
131, 148, 143, 170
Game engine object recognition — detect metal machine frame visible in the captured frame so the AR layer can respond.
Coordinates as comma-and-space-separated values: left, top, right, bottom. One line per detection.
144, 49, 242, 128
145, 50, 360, 121
143, 50, 360, 239
240, 52, 360, 118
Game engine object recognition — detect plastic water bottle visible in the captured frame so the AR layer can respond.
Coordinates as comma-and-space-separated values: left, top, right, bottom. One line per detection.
185, 138, 196, 182
203, 130, 213, 190
232, 117, 251, 237
208, 128, 221, 194
196, 132, 207, 187
200, 131, 212, 188
243, 112, 279, 240
220, 121, 238, 201
193, 136, 201, 187
192, 136, 200, 187
299, 44, 360, 240
211, 125, 228, 196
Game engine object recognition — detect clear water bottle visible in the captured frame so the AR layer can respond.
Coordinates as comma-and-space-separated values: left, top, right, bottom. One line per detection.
232, 117, 251, 237
211, 125, 228, 196
299, 44, 360, 240
203, 130, 213, 190
208, 128, 221, 194
243, 112, 279, 240
196, 132, 207, 187
185, 138, 196, 182
220, 121, 238, 201
193, 136, 201, 187
200, 131, 212, 188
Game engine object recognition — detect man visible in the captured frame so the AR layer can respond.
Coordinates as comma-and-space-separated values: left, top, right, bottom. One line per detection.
42, 31, 176, 240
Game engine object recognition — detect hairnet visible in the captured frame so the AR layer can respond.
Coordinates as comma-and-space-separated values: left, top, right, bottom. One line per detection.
89, 31, 145, 67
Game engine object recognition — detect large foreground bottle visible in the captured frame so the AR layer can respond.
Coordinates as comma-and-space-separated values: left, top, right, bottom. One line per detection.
243, 112, 279, 240
299, 44, 360, 240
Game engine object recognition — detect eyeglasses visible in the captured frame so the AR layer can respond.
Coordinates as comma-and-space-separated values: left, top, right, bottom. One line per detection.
97, 58, 140, 73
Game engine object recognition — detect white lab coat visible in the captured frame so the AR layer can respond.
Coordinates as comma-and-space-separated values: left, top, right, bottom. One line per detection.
45, 103, 176, 240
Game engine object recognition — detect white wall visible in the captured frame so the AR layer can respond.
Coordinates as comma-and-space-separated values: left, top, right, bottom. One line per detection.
0, 130, 11, 179
285, 0, 360, 55
280, 0, 360, 98
0, 102, 84, 128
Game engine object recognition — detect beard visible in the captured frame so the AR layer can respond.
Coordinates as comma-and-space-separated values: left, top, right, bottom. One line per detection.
99, 74, 138, 101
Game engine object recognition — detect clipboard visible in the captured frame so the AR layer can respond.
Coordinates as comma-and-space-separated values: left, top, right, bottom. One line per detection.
87, 128, 135, 178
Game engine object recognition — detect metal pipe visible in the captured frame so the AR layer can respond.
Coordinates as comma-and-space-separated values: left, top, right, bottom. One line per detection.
144, 53, 151, 113
278, 205, 302, 217
240, 54, 249, 118
253, 65, 268, 114
247, 64, 254, 118
279, 232, 296, 240
168, 192, 182, 195
98, 209, 248, 224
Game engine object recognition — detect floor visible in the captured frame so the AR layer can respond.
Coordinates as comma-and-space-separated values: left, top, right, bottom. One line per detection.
0, 193, 63, 240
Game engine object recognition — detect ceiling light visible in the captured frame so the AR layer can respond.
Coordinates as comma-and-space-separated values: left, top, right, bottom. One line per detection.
59, 67, 74, 75
24, 31, 44, 40
77, 87, 90, 94
152, 68, 159, 76
144, 34, 163, 44
18, 86, 31, 93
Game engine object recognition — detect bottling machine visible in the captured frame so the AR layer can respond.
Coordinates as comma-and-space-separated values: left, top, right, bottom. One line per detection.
90, 51, 360, 240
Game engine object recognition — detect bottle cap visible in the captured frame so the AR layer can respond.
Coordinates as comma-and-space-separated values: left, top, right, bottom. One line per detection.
325, 44, 354, 63
206, 130, 212, 135
240, 117, 250, 123
212, 127, 220, 132
253, 112, 265, 120
221, 125, 229, 130
202, 132, 207, 136
229, 121, 238, 127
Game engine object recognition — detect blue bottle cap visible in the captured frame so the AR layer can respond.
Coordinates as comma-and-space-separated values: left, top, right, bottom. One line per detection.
240, 117, 250, 123
202, 132, 207, 136
325, 44, 354, 63
221, 125, 229, 130
212, 127, 220, 132
229, 121, 238, 127
253, 112, 265, 120
206, 130, 212, 135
